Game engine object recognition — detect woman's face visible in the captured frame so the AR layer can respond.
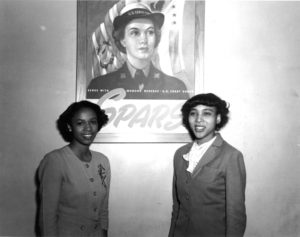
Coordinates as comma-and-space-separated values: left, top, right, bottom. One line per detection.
188, 105, 221, 145
121, 18, 156, 63
69, 107, 99, 146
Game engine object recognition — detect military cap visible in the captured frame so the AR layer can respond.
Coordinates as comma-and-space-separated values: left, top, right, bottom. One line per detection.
113, 2, 164, 31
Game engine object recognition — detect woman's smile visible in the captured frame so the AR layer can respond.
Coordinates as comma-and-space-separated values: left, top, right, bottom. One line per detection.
194, 125, 205, 132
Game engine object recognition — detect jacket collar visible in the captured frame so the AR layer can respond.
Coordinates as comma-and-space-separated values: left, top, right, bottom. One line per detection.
119, 63, 161, 81
188, 133, 224, 178
126, 61, 150, 78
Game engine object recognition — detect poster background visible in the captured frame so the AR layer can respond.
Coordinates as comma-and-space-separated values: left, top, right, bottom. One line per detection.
76, 0, 205, 142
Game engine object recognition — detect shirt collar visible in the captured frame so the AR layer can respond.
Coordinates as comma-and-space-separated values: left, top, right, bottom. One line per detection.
183, 135, 217, 162
193, 136, 217, 150
126, 60, 150, 78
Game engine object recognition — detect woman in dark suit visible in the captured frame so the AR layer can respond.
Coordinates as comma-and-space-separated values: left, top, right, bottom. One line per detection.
169, 93, 247, 237
38, 101, 110, 237
87, 2, 188, 100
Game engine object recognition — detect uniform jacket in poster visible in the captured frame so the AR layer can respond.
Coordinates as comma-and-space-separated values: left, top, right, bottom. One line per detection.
87, 63, 189, 100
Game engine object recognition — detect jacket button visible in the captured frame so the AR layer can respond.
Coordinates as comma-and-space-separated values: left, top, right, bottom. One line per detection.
90, 178, 94, 182
186, 195, 189, 200
80, 225, 86, 231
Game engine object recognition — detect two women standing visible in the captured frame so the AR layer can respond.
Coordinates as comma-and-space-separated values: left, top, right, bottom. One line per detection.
38, 2, 246, 237
38, 93, 247, 237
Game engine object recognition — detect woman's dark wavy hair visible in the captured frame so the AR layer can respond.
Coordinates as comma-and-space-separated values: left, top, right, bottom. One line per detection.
56, 100, 109, 142
112, 21, 162, 54
181, 93, 230, 139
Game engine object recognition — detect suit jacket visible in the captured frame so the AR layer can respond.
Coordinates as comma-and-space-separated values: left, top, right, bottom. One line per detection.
87, 63, 189, 100
169, 134, 246, 237
38, 146, 110, 236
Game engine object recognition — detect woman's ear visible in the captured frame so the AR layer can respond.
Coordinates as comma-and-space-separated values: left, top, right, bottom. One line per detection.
216, 114, 221, 124
120, 38, 126, 48
67, 124, 72, 132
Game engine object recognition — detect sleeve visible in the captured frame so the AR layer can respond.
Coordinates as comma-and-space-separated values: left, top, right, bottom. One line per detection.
168, 152, 180, 237
100, 158, 111, 230
38, 153, 63, 236
225, 151, 247, 237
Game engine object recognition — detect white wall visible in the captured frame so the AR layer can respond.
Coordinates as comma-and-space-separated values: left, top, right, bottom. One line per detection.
0, 1, 299, 236
204, 2, 300, 236
0, 0, 76, 235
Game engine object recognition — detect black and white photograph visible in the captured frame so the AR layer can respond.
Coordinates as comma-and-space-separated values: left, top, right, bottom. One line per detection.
1, 0, 300, 237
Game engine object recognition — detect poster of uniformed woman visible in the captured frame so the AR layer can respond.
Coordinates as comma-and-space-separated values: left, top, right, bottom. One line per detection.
77, 0, 205, 142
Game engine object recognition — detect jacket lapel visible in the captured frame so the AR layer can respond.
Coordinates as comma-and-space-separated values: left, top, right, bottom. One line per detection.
191, 134, 224, 178
182, 143, 193, 178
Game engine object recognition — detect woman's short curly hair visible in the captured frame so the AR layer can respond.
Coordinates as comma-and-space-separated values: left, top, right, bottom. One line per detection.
112, 21, 162, 54
181, 93, 230, 138
56, 100, 109, 142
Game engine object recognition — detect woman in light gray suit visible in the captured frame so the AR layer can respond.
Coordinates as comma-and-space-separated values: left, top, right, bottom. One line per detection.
38, 101, 110, 237
169, 93, 247, 237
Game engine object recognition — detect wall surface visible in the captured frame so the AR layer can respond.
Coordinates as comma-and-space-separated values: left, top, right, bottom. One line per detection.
1, 1, 300, 237
0, 0, 77, 235
204, 2, 300, 237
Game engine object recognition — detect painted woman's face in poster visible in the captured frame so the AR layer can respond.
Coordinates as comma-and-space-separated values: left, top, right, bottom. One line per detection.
121, 19, 156, 63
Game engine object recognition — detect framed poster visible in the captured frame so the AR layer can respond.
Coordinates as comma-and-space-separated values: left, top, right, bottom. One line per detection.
76, 0, 205, 143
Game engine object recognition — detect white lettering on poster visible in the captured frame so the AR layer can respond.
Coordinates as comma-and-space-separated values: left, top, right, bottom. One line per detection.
94, 88, 185, 133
